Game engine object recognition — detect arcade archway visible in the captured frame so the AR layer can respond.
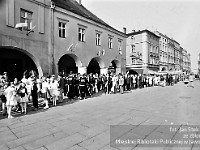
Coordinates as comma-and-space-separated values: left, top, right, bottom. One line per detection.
108, 60, 117, 73
58, 54, 81, 75
0, 47, 41, 81
108, 60, 120, 74
87, 57, 104, 74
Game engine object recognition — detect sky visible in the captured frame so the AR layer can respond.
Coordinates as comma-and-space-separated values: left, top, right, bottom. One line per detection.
81, 0, 200, 71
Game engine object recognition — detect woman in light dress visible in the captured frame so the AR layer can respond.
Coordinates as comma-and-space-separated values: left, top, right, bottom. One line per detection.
41, 77, 50, 109
4, 83, 17, 119
18, 82, 28, 114
49, 76, 59, 106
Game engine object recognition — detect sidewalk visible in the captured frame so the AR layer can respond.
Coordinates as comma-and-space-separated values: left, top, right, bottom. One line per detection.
0, 81, 199, 150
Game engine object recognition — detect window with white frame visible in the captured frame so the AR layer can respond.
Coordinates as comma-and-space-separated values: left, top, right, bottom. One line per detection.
58, 22, 67, 38
20, 9, 32, 30
108, 37, 113, 49
78, 27, 85, 42
96, 33, 101, 46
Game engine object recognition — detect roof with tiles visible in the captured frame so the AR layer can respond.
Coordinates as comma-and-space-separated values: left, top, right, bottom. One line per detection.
52, 0, 126, 36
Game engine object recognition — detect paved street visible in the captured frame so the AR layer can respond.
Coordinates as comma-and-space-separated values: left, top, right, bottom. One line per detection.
0, 81, 200, 150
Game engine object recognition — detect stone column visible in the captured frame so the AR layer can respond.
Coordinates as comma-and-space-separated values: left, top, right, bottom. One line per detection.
100, 68, 108, 75
78, 66, 86, 75
116, 67, 121, 74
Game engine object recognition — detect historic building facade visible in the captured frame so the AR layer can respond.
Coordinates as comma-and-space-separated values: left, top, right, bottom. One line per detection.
0, 0, 126, 80
173, 39, 181, 71
182, 48, 191, 74
155, 31, 191, 73
0, 0, 50, 80
179, 47, 183, 71
126, 30, 160, 74
52, 0, 127, 76
155, 31, 170, 71
167, 38, 175, 71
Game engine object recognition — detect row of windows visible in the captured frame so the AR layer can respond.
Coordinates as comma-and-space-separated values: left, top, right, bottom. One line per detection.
58, 21, 122, 51
149, 45, 159, 53
19, 9, 123, 51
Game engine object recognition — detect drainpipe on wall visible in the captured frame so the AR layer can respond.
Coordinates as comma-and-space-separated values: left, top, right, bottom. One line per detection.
50, 1, 55, 75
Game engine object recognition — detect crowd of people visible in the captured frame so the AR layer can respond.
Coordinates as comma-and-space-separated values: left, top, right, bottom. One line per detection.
0, 70, 195, 119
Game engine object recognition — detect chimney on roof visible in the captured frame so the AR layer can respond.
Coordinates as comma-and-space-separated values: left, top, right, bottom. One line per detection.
132, 30, 135, 32
123, 27, 126, 34
79, 0, 81, 4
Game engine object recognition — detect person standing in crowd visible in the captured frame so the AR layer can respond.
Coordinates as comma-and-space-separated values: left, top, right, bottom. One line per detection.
74, 74, 80, 98
67, 73, 75, 100
93, 74, 98, 94
107, 73, 112, 94
31, 77, 38, 110
21, 73, 28, 84
126, 74, 131, 91
13, 78, 22, 112
18, 82, 28, 114
132, 74, 137, 89
103, 74, 108, 94
97, 74, 101, 92
79, 74, 87, 99
148, 75, 153, 87
142, 74, 147, 88
41, 77, 49, 109
4, 82, 17, 119
88, 73, 94, 95
118, 74, 124, 94
50, 75, 59, 106
36, 77, 42, 99
0, 81, 8, 116
57, 73, 65, 103
138, 74, 142, 88
111, 74, 118, 94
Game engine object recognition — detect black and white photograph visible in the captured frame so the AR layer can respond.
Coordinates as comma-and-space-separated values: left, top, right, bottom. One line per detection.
0, 0, 200, 149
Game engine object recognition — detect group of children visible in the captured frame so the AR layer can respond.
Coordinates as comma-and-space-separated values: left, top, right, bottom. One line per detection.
0, 71, 64, 119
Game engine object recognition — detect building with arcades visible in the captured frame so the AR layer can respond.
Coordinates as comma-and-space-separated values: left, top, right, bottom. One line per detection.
0, 0, 127, 80
126, 29, 160, 74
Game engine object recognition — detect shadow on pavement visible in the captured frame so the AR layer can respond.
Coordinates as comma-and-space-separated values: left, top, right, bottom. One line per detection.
0, 90, 106, 120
